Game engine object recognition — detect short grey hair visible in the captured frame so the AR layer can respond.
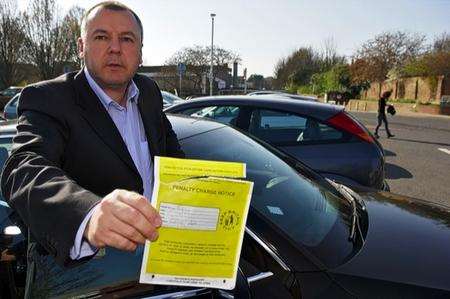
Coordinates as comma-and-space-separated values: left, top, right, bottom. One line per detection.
80, 1, 143, 43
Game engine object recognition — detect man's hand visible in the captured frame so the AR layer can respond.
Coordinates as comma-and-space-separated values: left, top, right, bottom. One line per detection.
84, 189, 161, 251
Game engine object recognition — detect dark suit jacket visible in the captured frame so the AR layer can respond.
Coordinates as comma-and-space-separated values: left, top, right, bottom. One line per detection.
0, 70, 184, 267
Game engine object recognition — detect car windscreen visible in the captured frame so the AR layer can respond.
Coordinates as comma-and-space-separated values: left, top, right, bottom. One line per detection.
161, 92, 183, 103
179, 125, 358, 266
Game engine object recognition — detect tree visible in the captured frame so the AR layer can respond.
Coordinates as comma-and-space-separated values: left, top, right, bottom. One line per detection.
273, 42, 346, 90
349, 58, 373, 87
165, 45, 240, 91
274, 47, 322, 89
0, 0, 26, 88
319, 37, 346, 72
311, 63, 352, 94
352, 31, 426, 82
401, 32, 450, 78
433, 32, 450, 53
23, 0, 81, 80
402, 51, 450, 77
61, 6, 85, 68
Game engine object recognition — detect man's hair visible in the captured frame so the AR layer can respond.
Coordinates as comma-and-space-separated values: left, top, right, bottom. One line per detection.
382, 90, 392, 98
80, 1, 143, 43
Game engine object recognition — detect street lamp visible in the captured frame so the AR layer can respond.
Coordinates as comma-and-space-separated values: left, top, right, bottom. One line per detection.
210, 13, 216, 96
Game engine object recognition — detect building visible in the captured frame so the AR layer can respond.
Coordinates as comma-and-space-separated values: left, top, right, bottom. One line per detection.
138, 64, 232, 97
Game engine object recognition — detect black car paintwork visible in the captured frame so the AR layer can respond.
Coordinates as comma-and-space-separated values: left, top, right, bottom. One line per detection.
332, 192, 450, 293
0, 116, 449, 298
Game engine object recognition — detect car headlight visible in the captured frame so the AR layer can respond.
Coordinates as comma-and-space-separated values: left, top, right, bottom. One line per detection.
3, 225, 21, 236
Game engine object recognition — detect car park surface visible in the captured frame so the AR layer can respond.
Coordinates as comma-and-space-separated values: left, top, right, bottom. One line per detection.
165, 95, 387, 190
0, 116, 449, 298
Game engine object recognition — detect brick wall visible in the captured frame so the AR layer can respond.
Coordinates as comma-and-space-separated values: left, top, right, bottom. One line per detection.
363, 75, 449, 102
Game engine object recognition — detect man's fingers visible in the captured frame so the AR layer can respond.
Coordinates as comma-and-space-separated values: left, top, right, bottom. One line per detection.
110, 200, 158, 241
115, 190, 162, 227
85, 189, 162, 251
104, 231, 138, 252
108, 215, 147, 245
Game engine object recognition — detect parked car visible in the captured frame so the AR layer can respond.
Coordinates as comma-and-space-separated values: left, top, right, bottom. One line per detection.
2, 93, 20, 120
1, 116, 449, 298
0, 86, 22, 109
0, 123, 26, 298
161, 91, 184, 108
165, 95, 387, 190
1, 91, 180, 117
248, 91, 318, 102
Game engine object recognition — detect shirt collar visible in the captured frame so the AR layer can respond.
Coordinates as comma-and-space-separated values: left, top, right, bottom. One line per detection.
84, 67, 139, 109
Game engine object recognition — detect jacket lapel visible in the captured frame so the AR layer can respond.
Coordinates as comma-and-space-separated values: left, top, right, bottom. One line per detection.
135, 76, 162, 159
73, 70, 140, 177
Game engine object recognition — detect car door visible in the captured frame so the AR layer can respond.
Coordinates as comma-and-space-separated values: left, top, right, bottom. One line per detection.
245, 108, 367, 185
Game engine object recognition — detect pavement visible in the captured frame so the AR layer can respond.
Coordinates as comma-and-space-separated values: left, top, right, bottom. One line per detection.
336, 99, 450, 119
351, 111, 450, 207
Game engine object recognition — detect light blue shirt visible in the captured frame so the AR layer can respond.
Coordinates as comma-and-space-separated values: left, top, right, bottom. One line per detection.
70, 68, 153, 259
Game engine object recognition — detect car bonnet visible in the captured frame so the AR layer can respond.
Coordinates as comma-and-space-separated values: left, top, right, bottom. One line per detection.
332, 191, 450, 291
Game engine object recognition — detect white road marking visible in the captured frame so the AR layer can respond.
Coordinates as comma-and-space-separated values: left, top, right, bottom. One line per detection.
438, 148, 450, 155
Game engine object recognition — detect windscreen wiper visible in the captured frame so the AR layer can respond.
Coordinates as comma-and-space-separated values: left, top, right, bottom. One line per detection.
326, 179, 365, 245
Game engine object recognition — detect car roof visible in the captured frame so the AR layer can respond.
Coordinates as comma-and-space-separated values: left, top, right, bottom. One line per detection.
248, 91, 318, 101
166, 95, 343, 120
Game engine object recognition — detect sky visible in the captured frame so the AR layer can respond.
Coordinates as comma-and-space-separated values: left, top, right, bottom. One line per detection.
18, 0, 450, 77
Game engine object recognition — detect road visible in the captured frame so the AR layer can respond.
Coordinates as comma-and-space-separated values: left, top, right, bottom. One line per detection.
351, 112, 450, 207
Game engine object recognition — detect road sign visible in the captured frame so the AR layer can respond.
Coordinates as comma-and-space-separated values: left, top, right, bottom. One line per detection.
177, 63, 186, 76
218, 80, 226, 89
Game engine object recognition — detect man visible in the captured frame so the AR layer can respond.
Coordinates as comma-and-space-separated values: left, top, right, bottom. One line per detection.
374, 90, 395, 138
0, 0, 183, 285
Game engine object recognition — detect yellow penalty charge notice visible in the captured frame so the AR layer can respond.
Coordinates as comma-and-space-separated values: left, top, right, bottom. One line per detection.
139, 157, 253, 290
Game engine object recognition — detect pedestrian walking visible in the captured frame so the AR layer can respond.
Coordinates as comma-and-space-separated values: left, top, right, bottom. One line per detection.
374, 90, 395, 138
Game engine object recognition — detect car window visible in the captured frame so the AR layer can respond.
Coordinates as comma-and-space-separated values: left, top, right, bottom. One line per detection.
161, 91, 183, 104
6, 94, 20, 108
2, 88, 21, 97
179, 105, 240, 125
249, 109, 344, 146
12, 96, 20, 107
180, 126, 357, 267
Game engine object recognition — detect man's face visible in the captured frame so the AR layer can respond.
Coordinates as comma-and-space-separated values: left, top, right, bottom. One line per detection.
78, 8, 142, 90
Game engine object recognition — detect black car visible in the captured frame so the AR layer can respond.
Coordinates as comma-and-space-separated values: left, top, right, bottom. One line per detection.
165, 95, 387, 191
0, 116, 449, 298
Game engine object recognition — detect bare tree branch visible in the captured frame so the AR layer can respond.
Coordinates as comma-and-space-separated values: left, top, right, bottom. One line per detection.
23, 0, 76, 80
0, 0, 27, 87
165, 45, 239, 90
353, 31, 426, 82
